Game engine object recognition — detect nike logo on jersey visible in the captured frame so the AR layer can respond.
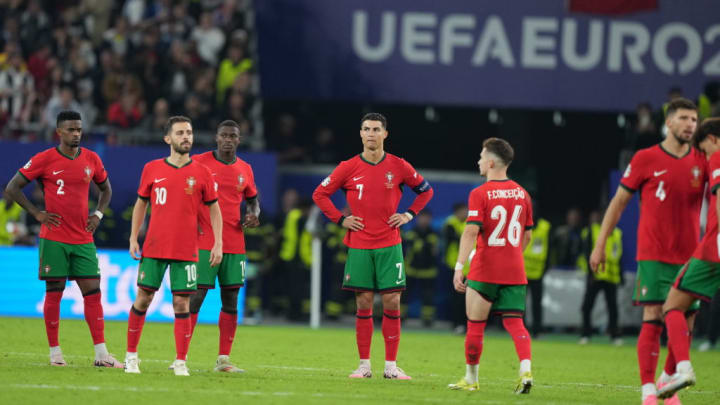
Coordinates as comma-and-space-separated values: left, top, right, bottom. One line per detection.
186, 283, 195, 288
653, 170, 667, 177
154, 178, 167, 183
353, 176, 364, 181
52, 170, 64, 175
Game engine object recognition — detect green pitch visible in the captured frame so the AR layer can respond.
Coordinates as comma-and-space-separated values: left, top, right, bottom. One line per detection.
1, 317, 718, 404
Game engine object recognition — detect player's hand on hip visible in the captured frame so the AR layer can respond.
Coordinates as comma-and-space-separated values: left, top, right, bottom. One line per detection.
453, 270, 467, 293
129, 239, 141, 260
36, 211, 62, 229
342, 215, 364, 231
589, 246, 606, 274
388, 212, 411, 228
242, 214, 260, 228
86, 215, 101, 233
210, 244, 223, 267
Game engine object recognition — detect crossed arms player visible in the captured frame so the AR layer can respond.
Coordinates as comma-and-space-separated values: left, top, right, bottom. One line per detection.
312, 113, 433, 380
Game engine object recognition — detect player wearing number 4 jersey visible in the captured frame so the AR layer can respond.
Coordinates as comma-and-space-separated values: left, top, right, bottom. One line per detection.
125, 116, 222, 376
313, 113, 433, 380
4, 110, 122, 369
449, 138, 534, 394
658, 118, 720, 400
590, 98, 705, 405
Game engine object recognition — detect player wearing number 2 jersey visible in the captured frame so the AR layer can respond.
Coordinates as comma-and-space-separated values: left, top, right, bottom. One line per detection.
313, 113, 433, 380
590, 98, 705, 405
449, 138, 534, 394
125, 116, 222, 376
4, 111, 121, 369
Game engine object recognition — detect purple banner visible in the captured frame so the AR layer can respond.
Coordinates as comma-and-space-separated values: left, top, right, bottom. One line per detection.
256, 0, 720, 111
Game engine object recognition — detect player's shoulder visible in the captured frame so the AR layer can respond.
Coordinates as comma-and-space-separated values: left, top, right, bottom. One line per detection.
709, 150, 720, 168
142, 158, 167, 171
630, 144, 661, 162
190, 159, 213, 175
33, 146, 59, 160
689, 146, 707, 163
80, 147, 102, 161
236, 156, 253, 171
193, 151, 214, 163
384, 152, 411, 166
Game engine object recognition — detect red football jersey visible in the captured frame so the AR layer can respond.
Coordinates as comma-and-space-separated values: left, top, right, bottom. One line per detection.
18, 147, 108, 244
313, 153, 431, 249
194, 151, 258, 253
693, 151, 720, 262
466, 180, 533, 285
621, 145, 707, 264
137, 158, 217, 261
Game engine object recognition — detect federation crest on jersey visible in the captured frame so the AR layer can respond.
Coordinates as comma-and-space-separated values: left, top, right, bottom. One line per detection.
185, 176, 196, 194
385, 171, 395, 189
83, 166, 92, 183
43, 264, 51, 274
139, 271, 146, 281
236, 174, 245, 191
23, 159, 32, 169
321, 176, 331, 187
691, 166, 701, 188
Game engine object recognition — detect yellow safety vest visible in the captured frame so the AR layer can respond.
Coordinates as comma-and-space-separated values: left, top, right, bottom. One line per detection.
579, 224, 622, 284
0, 201, 22, 245
523, 218, 550, 280
443, 215, 470, 275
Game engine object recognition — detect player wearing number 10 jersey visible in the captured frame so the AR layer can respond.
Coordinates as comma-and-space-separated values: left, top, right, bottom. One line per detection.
125, 116, 222, 376
590, 98, 705, 405
449, 138, 534, 394
313, 113, 433, 380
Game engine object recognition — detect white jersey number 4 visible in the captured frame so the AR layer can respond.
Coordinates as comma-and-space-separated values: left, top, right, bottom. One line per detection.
488, 205, 523, 247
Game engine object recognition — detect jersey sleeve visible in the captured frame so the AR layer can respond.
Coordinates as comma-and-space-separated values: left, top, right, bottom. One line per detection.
137, 164, 153, 200
466, 189, 484, 227
399, 158, 433, 216
709, 153, 720, 194
201, 166, 219, 204
244, 164, 258, 200
17, 152, 45, 182
312, 161, 351, 224
92, 152, 108, 184
619, 151, 647, 192
525, 193, 534, 230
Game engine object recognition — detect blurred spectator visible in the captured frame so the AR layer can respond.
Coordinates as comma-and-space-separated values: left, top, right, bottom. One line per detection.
523, 205, 551, 338
132, 27, 164, 105
0, 52, 35, 125
0, 185, 23, 246
107, 92, 144, 129
311, 126, 338, 164
103, 17, 131, 56
402, 210, 439, 327
629, 102, 660, 151
699, 81, 720, 120
43, 84, 84, 134
192, 12, 225, 66
26, 44, 53, 100
79, 0, 113, 46
441, 202, 469, 334
144, 97, 170, 134
269, 113, 306, 164
165, 39, 192, 108
183, 92, 211, 131
216, 44, 252, 104
160, 2, 195, 43
122, 0, 147, 27
551, 207, 583, 268
19, 0, 50, 50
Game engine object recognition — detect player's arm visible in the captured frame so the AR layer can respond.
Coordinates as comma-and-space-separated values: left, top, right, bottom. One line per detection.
522, 229, 532, 250
312, 164, 363, 231
86, 178, 112, 233
453, 223, 480, 293
242, 195, 260, 228
4, 172, 61, 229
129, 197, 148, 260
589, 186, 633, 273
208, 201, 223, 266
389, 164, 434, 228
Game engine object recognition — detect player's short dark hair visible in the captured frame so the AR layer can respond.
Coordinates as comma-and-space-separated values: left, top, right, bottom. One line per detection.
217, 120, 241, 132
56, 110, 81, 127
482, 137, 514, 166
693, 118, 720, 148
666, 98, 697, 118
163, 115, 192, 136
360, 113, 387, 129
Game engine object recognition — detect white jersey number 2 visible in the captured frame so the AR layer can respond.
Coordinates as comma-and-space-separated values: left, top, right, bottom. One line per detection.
488, 205, 523, 247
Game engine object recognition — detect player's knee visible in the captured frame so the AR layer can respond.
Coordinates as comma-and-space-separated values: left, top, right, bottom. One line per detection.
45, 281, 65, 293
220, 288, 239, 308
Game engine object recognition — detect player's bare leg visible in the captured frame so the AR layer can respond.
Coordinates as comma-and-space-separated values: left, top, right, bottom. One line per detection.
638, 304, 664, 404
349, 291, 374, 378
381, 291, 409, 379
171, 294, 192, 376
658, 288, 697, 400
75, 278, 122, 368
44, 280, 66, 366
449, 287, 491, 391
125, 288, 154, 374
215, 287, 243, 372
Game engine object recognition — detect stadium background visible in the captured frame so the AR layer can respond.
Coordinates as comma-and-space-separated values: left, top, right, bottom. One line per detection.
0, 0, 718, 335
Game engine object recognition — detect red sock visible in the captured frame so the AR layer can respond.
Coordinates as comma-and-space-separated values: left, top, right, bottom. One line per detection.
638, 321, 663, 384
174, 312, 191, 361
664, 325, 693, 375
218, 310, 238, 356
83, 290, 105, 344
126, 306, 146, 352
502, 317, 532, 361
382, 310, 401, 362
465, 320, 486, 365
44, 291, 63, 347
664, 310, 691, 364
190, 312, 199, 335
356, 309, 373, 359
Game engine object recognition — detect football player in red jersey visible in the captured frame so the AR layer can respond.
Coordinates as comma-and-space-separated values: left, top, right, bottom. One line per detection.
590, 98, 704, 405
448, 138, 534, 394
186, 120, 260, 372
313, 113, 433, 380
125, 116, 222, 376
658, 118, 720, 400
5, 110, 122, 368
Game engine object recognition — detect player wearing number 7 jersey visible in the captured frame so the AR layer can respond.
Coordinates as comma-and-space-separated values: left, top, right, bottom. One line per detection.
590, 98, 706, 405
313, 113, 433, 380
125, 116, 222, 376
449, 138, 534, 394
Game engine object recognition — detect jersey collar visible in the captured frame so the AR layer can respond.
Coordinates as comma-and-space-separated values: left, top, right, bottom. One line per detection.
164, 158, 193, 169
55, 146, 81, 160
658, 143, 691, 160
213, 150, 237, 165
359, 152, 386, 166
487, 179, 511, 182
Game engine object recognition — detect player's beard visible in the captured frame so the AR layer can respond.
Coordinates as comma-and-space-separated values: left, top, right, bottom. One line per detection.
671, 130, 690, 145
172, 142, 192, 155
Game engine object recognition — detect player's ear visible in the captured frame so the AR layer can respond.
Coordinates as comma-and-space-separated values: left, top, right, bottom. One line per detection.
163, 134, 171, 145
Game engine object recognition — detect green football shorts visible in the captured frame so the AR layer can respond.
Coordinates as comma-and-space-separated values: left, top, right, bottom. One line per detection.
343, 243, 406, 292
137, 257, 198, 294
197, 249, 246, 289
674, 258, 720, 302
38, 238, 100, 281
467, 280, 527, 315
